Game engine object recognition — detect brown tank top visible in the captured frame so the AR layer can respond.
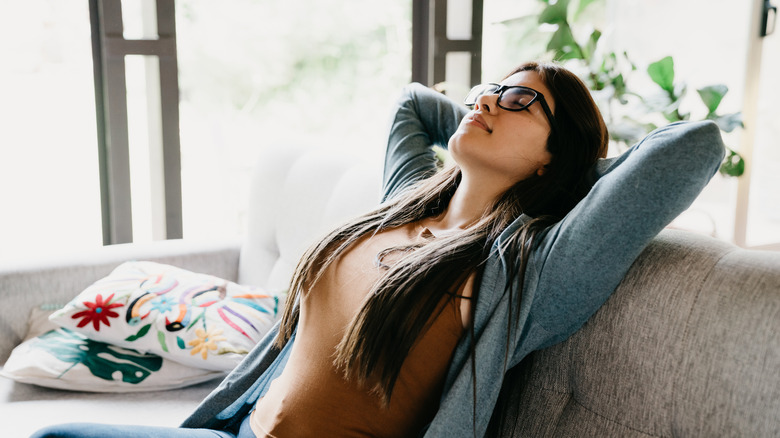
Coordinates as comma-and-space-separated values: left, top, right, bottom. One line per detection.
250, 223, 468, 437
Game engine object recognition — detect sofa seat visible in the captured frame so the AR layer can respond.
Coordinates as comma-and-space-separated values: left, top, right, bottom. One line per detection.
0, 376, 218, 437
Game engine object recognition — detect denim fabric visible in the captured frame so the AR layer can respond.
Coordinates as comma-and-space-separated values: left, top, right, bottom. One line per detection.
181, 83, 725, 437
31, 410, 255, 438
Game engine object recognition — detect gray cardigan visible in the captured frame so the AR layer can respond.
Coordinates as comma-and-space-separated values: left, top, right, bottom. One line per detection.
182, 83, 725, 437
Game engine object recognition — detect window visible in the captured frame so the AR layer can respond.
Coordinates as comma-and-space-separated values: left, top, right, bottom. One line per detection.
482, 0, 780, 248
0, 1, 102, 261
174, 0, 412, 240
0, 0, 412, 261
6, 0, 771, 257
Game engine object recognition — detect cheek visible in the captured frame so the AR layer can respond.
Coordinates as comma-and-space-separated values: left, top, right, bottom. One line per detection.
501, 125, 550, 163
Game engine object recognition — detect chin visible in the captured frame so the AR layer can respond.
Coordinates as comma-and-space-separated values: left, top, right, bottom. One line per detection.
447, 131, 477, 159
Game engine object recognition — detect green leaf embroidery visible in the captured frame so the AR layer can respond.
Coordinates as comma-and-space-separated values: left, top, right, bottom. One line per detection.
177, 336, 187, 350
158, 330, 169, 353
217, 346, 249, 356
33, 328, 163, 384
125, 323, 152, 342
186, 309, 206, 331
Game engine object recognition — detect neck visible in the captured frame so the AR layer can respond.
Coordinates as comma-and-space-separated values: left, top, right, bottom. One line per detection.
425, 171, 504, 234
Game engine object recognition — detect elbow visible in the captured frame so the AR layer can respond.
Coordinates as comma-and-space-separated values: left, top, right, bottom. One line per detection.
686, 120, 727, 164
647, 120, 726, 174
402, 82, 429, 101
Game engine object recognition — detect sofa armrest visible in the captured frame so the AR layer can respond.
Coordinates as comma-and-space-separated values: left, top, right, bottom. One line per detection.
0, 239, 242, 364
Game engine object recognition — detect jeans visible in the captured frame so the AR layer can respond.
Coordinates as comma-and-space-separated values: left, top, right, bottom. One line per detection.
29, 410, 256, 438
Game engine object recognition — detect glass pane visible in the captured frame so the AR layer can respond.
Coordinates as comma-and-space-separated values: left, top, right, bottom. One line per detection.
175, 0, 412, 240
121, 0, 158, 40
607, 0, 751, 243
447, 0, 473, 40
482, 0, 549, 81
745, 29, 780, 247
0, 1, 101, 262
126, 55, 165, 243
445, 52, 473, 102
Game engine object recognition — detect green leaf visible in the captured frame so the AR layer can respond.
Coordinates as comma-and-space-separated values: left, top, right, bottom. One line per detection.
611, 73, 626, 95
673, 81, 688, 101
708, 112, 744, 133
720, 149, 745, 177
697, 84, 729, 114
124, 323, 152, 342
583, 29, 601, 59
609, 118, 653, 146
574, 0, 600, 20
663, 111, 683, 123
177, 336, 187, 350
547, 25, 583, 60
33, 328, 162, 384
661, 98, 686, 122
539, 0, 570, 24
647, 56, 675, 93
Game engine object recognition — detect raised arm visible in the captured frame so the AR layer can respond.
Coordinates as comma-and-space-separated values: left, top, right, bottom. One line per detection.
382, 83, 468, 201
518, 121, 725, 354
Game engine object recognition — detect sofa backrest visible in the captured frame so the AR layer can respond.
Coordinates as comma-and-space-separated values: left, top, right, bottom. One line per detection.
238, 145, 383, 290
490, 229, 780, 437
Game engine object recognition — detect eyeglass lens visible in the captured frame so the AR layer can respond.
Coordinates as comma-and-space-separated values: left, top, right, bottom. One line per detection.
498, 88, 537, 110
464, 84, 499, 105
465, 84, 537, 110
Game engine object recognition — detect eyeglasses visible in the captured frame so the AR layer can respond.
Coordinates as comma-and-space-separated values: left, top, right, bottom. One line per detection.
464, 83, 556, 131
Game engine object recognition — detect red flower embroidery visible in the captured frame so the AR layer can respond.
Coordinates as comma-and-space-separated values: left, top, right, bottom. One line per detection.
71, 293, 124, 331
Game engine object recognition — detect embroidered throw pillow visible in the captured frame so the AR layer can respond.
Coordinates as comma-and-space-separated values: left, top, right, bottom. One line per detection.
49, 261, 283, 371
0, 307, 224, 392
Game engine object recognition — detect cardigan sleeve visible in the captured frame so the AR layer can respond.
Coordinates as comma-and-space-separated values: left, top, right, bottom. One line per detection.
180, 321, 288, 431
382, 83, 468, 201
519, 120, 725, 352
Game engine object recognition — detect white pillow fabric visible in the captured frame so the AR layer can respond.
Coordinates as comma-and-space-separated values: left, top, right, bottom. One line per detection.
0, 307, 224, 392
49, 261, 284, 371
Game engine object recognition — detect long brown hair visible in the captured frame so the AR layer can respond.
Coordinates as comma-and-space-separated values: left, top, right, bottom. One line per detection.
275, 61, 608, 405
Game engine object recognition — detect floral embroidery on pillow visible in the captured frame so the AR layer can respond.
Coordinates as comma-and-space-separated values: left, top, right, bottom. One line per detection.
71, 293, 124, 331
189, 327, 227, 360
49, 261, 283, 371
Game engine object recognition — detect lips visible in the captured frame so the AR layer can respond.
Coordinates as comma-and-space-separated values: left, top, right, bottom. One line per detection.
467, 114, 491, 133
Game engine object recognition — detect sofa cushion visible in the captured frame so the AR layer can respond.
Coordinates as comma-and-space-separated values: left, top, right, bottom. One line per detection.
49, 261, 283, 371
1, 307, 224, 392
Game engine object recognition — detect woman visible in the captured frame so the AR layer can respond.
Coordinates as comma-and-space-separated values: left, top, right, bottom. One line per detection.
32, 62, 724, 437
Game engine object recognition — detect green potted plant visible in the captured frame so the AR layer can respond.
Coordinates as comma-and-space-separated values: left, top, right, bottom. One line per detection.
536, 0, 745, 176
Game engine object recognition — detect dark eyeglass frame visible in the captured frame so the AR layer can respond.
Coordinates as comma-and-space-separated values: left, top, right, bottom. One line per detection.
464, 83, 556, 131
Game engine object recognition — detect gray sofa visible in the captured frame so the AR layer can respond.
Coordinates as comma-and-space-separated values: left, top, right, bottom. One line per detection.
487, 229, 780, 437
2, 145, 779, 437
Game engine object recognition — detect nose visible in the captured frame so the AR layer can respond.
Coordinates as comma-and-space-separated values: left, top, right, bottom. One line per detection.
474, 91, 499, 114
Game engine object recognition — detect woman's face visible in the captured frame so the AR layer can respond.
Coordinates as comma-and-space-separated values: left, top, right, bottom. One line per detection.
449, 71, 555, 189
